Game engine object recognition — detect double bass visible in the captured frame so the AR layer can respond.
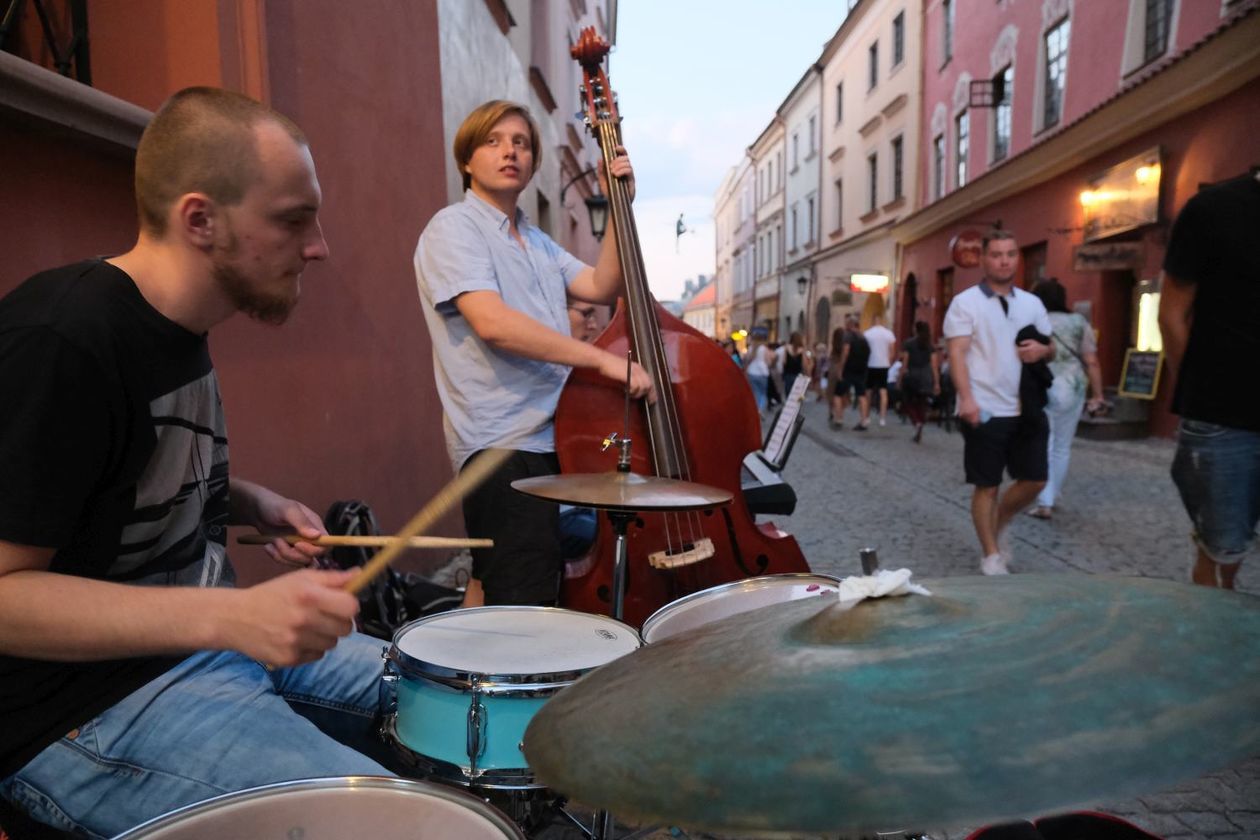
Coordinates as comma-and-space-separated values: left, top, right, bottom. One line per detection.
555, 29, 810, 627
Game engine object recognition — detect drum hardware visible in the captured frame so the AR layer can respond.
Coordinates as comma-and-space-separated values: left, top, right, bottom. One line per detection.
523, 574, 1260, 835
860, 546, 879, 575
511, 436, 733, 621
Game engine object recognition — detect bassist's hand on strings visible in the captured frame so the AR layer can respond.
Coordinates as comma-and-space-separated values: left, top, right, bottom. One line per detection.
598, 146, 635, 202
598, 351, 655, 403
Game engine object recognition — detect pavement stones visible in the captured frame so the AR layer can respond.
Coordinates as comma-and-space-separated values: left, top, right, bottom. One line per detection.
536, 398, 1258, 839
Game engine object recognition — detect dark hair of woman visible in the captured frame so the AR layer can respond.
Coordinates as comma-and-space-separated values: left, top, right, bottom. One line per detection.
914, 320, 932, 348
831, 327, 846, 356
1033, 277, 1070, 313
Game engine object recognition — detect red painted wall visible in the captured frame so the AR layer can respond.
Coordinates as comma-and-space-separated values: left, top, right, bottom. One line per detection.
2, 1, 454, 583
900, 82, 1260, 437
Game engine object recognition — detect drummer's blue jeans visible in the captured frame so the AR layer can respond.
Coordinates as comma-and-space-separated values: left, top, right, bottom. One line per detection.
0, 633, 393, 839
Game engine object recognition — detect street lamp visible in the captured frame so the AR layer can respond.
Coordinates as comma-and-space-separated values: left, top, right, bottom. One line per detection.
585, 193, 609, 241
560, 166, 611, 241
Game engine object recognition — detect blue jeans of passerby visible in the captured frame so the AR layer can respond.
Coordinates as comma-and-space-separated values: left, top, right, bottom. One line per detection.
1170, 419, 1260, 566
1, 633, 392, 839
1037, 390, 1086, 508
748, 374, 769, 411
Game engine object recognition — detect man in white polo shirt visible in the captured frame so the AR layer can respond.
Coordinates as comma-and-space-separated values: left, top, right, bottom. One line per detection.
943, 229, 1054, 575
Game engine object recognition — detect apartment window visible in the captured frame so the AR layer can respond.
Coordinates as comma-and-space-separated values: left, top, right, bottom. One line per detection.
1144, 0, 1172, 64
807, 194, 815, 243
835, 82, 844, 123
1043, 17, 1071, 129
955, 110, 969, 189
808, 115, 817, 154
792, 133, 800, 169
790, 206, 799, 250
943, 0, 955, 63
993, 64, 1013, 162
868, 41, 879, 90
891, 135, 904, 200
834, 179, 844, 230
867, 152, 878, 212
892, 11, 905, 67
932, 134, 945, 199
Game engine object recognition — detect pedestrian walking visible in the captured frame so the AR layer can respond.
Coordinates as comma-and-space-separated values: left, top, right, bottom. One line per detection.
745, 339, 772, 412
1159, 171, 1260, 590
768, 341, 786, 409
943, 228, 1054, 575
1026, 279, 1106, 520
863, 315, 898, 427
812, 341, 830, 402
783, 331, 807, 397
898, 320, 942, 444
830, 314, 871, 430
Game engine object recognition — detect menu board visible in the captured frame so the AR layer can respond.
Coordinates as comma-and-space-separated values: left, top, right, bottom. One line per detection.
1117, 349, 1163, 400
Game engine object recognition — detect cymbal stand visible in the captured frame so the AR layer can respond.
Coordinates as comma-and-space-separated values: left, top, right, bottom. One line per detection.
599, 431, 635, 623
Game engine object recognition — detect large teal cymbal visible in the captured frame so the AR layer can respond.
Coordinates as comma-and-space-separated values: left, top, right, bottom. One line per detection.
522, 575, 1260, 836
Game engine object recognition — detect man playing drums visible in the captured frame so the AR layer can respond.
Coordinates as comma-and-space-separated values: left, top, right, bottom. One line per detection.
0, 88, 395, 837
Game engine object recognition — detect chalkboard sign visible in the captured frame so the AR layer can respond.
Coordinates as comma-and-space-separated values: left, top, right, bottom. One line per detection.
1117, 349, 1163, 400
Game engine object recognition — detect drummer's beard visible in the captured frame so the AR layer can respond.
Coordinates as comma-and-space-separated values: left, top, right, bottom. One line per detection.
211, 226, 300, 326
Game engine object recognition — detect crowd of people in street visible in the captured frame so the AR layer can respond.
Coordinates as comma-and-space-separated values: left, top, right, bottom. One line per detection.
731, 181, 1259, 591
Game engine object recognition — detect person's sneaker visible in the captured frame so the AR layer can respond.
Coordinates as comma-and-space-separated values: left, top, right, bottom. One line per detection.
854, 423, 869, 431
1026, 506, 1052, 520
829, 417, 843, 430
879, 417, 886, 427
980, 553, 1010, 575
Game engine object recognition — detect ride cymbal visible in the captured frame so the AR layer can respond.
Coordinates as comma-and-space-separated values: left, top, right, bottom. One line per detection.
512, 472, 733, 511
523, 575, 1260, 835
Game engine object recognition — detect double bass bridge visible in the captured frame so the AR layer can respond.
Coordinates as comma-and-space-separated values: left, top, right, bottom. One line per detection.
648, 537, 715, 570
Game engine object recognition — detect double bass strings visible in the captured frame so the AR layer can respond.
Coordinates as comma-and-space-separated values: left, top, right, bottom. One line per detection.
598, 121, 706, 561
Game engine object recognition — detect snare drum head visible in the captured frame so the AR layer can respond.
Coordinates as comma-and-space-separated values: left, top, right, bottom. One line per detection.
642, 574, 840, 643
112, 777, 523, 839
393, 607, 640, 678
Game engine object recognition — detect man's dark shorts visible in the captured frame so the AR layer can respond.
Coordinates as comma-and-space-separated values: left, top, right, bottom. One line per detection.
462, 449, 562, 605
866, 367, 889, 392
834, 376, 867, 398
960, 412, 1049, 487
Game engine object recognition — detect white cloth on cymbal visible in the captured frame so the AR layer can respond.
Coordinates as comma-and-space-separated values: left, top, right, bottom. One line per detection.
837, 568, 931, 605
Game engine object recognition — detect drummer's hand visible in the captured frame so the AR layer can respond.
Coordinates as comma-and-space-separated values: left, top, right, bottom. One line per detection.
234, 568, 360, 667
599, 352, 656, 403
598, 146, 634, 202
249, 485, 328, 567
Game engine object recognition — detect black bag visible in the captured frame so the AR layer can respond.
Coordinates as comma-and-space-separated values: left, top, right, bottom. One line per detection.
322, 500, 463, 640
1015, 325, 1054, 415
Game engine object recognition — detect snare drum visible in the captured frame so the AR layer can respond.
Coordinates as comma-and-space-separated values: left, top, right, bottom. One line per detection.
382, 607, 640, 788
111, 776, 523, 839
641, 573, 840, 643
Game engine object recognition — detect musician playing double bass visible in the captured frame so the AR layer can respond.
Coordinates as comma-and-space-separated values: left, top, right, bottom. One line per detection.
413, 100, 653, 608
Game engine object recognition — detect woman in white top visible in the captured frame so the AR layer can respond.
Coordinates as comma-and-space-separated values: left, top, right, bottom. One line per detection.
1028, 279, 1106, 520
744, 340, 772, 411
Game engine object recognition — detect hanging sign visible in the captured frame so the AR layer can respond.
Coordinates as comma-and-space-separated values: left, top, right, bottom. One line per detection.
949, 229, 984, 268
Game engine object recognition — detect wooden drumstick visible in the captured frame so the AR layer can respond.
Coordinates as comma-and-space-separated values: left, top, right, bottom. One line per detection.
343, 447, 513, 595
237, 534, 494, 550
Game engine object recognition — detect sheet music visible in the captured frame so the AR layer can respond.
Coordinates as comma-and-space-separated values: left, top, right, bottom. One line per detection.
763, 375, 810, 466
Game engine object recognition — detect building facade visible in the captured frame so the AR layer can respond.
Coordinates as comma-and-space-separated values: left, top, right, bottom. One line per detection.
894, 0, 1260, 436
713, 164, 741, 343
750, 117, 786, 340
812, 0, 923, 348
780, 65, 823, 345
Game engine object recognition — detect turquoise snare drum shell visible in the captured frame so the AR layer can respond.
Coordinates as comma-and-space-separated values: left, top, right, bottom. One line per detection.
386, 607, 641, 780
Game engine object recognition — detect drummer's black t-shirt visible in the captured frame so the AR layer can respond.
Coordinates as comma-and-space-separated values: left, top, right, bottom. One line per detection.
0, 260, 231, 778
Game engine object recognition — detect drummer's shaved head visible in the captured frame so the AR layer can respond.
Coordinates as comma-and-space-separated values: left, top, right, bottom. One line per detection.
135, 87, 308, 236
